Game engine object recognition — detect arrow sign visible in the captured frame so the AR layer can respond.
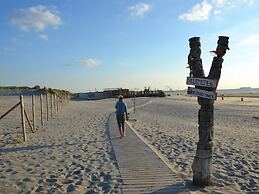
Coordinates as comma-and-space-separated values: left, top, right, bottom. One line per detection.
186, 77, 218, 88
187, 87, 216, 100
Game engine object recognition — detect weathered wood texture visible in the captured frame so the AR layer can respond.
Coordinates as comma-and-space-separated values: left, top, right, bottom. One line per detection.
32, 95, 36, 130
24, 109, 36, 133
0, 101, 20, 120
20, 95, 26, 141
188, 36, 229, 186
50, 94, 53, 117
40, 94, 44, 126
108, 113, 185, 194
46, 94, 49, 121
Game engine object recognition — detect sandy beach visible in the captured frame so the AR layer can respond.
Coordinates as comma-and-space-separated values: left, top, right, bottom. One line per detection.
130, 95, 259, 193
0, 95, 258, 193
0, 96, 125, 193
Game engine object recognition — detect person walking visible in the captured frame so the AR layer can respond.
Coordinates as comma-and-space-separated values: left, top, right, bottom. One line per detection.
115, 95, 128, 138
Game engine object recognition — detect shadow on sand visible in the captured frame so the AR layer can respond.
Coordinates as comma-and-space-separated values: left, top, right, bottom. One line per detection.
0, 142, 77, 153
151, 181, 203, 194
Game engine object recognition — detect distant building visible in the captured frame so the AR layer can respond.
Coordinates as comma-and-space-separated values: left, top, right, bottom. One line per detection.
103, 88, 130, 98
78, 92, 104, 100
77, 87, 165, 100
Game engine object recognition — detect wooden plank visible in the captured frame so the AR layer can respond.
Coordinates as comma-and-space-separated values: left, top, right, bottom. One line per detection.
0, 101, 20, 120
108, 113, 183, 193
20, 95, 26, 141
187, 87, 216, 100
186, 77, 217, 88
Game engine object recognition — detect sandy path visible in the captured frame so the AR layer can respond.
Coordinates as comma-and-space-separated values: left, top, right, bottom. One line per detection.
129, 96, 259, 193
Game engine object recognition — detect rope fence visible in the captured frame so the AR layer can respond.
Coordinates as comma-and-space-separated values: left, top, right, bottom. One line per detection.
0, 93, 71, 142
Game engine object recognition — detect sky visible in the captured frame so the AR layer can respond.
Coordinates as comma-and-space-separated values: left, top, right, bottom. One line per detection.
0, 0, 259, 92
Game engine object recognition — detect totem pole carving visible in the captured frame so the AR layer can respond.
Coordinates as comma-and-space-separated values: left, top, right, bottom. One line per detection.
187, 36, 229, 186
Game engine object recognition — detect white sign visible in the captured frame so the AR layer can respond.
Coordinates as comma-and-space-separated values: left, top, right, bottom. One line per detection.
187, 87, 216, 100
186, 77, 218, 88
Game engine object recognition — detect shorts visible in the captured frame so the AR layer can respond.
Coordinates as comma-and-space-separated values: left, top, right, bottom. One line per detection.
116, 115, 125, 127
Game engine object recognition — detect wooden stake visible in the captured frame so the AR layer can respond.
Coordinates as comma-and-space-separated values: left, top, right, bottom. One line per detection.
53, 94, 56, 114
24, 109, 36, 133
0, 101, 20, 120
57, 96, 59, 112
32, 95, 36, 131
50, 94, 53, 117
20, 95, 26, 142
134, 95, 136, 113
40, 94, 43, 126
46, 94, 49, 121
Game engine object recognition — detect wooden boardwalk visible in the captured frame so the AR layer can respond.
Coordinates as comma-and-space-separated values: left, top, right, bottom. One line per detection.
108, 113, 189, 194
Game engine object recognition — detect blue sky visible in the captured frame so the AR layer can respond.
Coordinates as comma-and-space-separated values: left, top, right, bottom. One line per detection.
0, 0, 258, 92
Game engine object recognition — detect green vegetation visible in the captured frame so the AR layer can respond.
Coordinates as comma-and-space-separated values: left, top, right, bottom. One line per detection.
46, 88, 71, 96
0, 86, 31, 90
14, 138, 24, 144
0, 85, 71, 96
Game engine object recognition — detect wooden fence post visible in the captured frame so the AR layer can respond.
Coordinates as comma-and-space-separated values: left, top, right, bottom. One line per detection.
53, 94, 56, 114
50, 94, 53, 117
60, 96, 62, 110
20, 95, 26, 141
134, 95, 136, 113
57, 96, 59, 112
32, 95, 36, 131
46, 94, 49, 121
40, 94, 44, 126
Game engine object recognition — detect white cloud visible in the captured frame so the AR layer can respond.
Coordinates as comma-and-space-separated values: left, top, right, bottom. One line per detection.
10, 5, 62, 32
213, 0, 226, 7
179, 0, 255, 22
242, 0, 254, 5
238, 34, 259, 46
128, 3, 151, 17
77, 59, 101, 67
39, 34, 48, 41
213, 0, 254, 8
179, 0, 212, 21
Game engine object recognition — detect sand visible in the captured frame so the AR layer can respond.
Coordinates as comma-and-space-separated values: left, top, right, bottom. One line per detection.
0, 96, 119, 193
129, 95, 259, 193
1, 95, 258, 193
0, 96, 150, 193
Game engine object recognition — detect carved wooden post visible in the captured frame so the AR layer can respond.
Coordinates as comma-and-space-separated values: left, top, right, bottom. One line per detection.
187, 36, 229, 186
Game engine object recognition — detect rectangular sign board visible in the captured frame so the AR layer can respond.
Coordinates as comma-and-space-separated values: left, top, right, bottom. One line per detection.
187, 87, 217, 100
186, 77, 218, 88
